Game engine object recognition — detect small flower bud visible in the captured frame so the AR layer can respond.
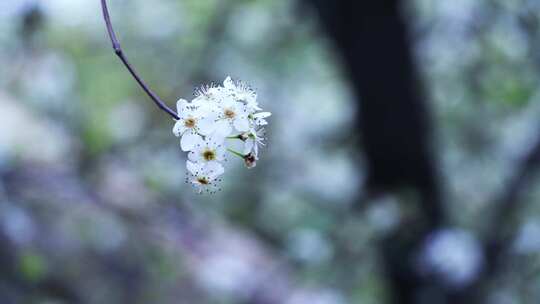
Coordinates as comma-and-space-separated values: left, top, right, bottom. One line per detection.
244, 152, 258, 169
239, 132, 250, 142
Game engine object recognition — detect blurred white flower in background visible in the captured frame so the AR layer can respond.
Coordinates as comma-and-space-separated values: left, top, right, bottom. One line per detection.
0, 0, 27, 19
287, 228, 333, 264
0, 93, 72, 164
108, 101, 147, 142
513, 220, 540, 254
19, 53, 76, 109
286, 288, 347, 304
197, 254, 253, 296
0, 202, 35, 245
192, 228, 272, 300
488, 289, 519, 304
419, 228, 484, 287
366, 196, 401, 234
41, 0, 102, 29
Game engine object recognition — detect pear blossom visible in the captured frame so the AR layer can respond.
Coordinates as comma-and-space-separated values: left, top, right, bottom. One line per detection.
223, 76, 261, 112
186, 161, 224, 193
173, 99, 216, 151
213, 99, 250, 138
188, 135, 226, 167
193, 84, 228, 106
172, 76, 271, 193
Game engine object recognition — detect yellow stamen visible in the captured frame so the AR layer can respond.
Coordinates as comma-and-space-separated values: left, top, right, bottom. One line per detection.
184, 117, 196, 128
202, 149, 216, 161
197, 177, 209, 185
224, 109, 236, 119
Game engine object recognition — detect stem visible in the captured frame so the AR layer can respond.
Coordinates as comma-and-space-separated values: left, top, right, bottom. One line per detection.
100, 0, 179, 120
227, 148, 245, 158
226, 135, 243, 140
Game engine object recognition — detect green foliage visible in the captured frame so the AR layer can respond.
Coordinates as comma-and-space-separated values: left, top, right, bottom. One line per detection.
18, 252, 48, 283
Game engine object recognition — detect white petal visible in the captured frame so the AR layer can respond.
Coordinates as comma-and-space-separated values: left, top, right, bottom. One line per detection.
220, 99, 235, 111
256, 119, 268, 126
253, 142, 259, 157
188, 150, 199, 162
206, 161, 225, 178
236, 101, 248, 112
181, 133, 202, 152
197, 115, 216, 135
176, 99, 189, 114
215, 146, 226, 161
186, 160, 203, 175
239, 92, 256, 103
172, 121, 186, 137
233, 117, 250, 132
208, 87, 228, 103
243, 140, 254, 155
213, 120, 232, 138
248, 103, 262, 112
192, 182, 204, 193
207, 134, 226, 147
194, 102, 213, 114
223, 76, 235, 90
191, 95, 207, 107
253, 112, 272, 119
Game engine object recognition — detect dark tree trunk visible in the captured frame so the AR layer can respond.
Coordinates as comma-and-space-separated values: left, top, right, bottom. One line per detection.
307, 1, 445, 303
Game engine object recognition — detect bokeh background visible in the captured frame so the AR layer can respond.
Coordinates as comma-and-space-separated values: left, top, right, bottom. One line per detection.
1, 0, 540, 303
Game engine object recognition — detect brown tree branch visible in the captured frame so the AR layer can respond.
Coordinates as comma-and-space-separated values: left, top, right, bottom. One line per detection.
100, 0, 179, 120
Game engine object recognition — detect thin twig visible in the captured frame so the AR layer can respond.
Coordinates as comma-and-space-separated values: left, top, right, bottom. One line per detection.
450, 130, 540, 303
486, 129, 540, 269
100, 0, 179, 120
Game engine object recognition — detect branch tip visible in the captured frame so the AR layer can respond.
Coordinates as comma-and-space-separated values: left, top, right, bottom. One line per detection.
100, 0, 179, 120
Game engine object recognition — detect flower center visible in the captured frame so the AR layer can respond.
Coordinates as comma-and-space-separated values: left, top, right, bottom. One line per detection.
184, 117, 196, 128
224, 108, 236, 119
197, 177, 209, 185
202, 149, 216, 161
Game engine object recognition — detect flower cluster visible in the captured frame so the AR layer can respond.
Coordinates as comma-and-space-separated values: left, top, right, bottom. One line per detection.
173, 77, 271, 193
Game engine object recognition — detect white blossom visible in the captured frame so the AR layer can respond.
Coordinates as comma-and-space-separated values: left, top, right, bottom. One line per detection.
172, 76, 271, 193
188, 135, 226, 167
193, 85, 229, 106
186, 161, 224, 193
173, 99, 216, 151
213, 98, 251, 138
223, 76, 261, 112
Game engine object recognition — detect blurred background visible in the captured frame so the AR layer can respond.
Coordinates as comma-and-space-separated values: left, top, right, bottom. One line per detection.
1, 0, 540, 303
